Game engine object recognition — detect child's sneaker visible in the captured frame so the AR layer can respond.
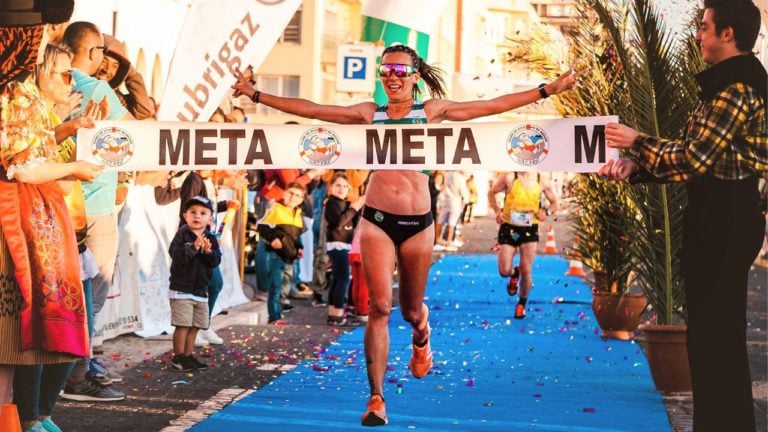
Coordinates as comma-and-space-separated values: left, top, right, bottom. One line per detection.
90, 357, 123, 383
187, 354, 209, 370
327, 315, 361, 327
170, 354, 194, 371
200, 328, 224, 345
360, 394, 388, 426
85, 371, 111, 386
311, 293, 327, 307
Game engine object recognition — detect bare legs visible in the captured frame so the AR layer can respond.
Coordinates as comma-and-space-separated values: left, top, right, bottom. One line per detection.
359, 219, 434, 398
360, 219, 395, 398
497, 242, 537, 298
173, 327, 199, 356
517, 243, 537, 299
397, 229, 434, 343
0, 366, 13, 404
497, 244, 518, 278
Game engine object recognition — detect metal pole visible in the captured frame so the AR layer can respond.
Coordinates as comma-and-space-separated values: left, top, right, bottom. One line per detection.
239, 186, 247, 282
455, 0, 462, 73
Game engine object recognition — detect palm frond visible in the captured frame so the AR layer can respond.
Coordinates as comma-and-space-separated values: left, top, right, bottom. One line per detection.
569, 174, 636, 292
587, 0, 695, 325
507, 0, 699, 324
627, 182, 686, 324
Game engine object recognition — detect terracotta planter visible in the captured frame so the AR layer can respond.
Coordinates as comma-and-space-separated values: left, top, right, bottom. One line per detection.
591, 290, 647, 340
635, 324, 692, 393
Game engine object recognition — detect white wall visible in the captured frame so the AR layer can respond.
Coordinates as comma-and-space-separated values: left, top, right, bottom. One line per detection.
71, 0, 191, 99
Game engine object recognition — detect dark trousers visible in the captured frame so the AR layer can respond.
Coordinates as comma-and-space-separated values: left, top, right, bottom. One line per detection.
327, 249, 350, 309
69, 278, 94, 383
14, 362, 75, 421
684, 175, 763, 432
311, 245, 330, 296
83, 278, 94, 342
254, 236, 270, 294
257, 240, 286, 321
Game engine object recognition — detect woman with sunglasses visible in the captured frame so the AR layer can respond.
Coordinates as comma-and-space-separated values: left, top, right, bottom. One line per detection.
36, 44, 105, 159
8, 43, 109, 432
232, 44, 578, 426
0, 7, 104, 431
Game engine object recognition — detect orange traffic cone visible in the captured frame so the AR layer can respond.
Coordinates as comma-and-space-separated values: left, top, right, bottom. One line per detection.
543, 226, 558, 254
565, 236, 587, 277
0, 404, 22, 432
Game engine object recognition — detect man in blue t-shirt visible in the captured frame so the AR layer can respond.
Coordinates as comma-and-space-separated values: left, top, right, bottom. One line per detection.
61, 21, 134, 403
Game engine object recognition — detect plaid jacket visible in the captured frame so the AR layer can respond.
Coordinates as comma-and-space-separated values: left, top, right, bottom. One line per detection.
631, 55, 767, 181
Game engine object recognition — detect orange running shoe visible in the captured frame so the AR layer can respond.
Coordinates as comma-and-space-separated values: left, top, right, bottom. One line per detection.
409, 305, 433, 379
507, 266, 520, 296
514, 303, 526, 319
361, 394, 388, 426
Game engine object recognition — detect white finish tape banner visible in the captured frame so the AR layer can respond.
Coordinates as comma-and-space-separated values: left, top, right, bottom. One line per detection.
76, 116, 619, 172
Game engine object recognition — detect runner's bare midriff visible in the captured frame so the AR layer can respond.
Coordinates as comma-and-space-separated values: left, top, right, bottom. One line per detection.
365, 171, 430, 215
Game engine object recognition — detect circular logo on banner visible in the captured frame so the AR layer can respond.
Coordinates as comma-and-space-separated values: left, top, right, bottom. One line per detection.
90, 127, 134, 168
298, 127, 341, 166
256, 0, 285, 5
506, 124, 550, 166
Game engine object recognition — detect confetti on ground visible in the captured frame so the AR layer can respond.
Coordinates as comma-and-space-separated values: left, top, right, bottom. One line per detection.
189, 255, 670, 432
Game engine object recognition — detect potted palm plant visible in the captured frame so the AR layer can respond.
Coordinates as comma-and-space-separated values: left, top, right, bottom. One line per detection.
587, 0, 700, 393
507, 4, 646, 340
508, 0, 700, 391
570, 173, 647, 340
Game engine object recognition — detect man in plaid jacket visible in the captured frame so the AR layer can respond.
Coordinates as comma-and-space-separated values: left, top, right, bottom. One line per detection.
599, 1, 766, 431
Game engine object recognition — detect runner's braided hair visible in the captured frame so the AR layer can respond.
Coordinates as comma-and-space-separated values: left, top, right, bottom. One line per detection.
382, 44, 447, 100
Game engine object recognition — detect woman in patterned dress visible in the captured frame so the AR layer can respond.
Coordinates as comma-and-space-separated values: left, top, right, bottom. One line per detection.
0, 10, 102, 419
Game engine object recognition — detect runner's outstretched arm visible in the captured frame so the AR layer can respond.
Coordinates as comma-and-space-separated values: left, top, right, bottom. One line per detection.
231, 67, 376, 124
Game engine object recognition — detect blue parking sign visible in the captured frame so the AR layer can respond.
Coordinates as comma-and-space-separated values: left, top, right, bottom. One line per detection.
343, 56, 366, 79
336, 44, 375, 93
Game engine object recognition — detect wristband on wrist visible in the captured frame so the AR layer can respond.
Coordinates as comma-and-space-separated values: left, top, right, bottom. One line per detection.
538, 83, 549, 99
251, 90, 261, 104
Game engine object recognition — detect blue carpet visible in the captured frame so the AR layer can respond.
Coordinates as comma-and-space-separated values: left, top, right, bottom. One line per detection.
191, 255, 670, 431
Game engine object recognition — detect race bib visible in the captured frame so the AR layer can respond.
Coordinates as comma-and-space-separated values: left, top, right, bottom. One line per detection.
510, 211, 534, 226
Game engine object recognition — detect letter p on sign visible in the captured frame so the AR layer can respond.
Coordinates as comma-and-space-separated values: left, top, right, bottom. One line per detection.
344, 56, 366, 79
336, 43, 375, 93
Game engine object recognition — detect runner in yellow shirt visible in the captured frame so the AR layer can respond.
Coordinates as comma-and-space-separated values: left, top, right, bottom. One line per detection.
488, 172, 559, 318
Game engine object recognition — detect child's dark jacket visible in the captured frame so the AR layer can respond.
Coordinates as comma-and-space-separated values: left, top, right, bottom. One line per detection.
168, 225, 222, 297
257, 202, 304, 263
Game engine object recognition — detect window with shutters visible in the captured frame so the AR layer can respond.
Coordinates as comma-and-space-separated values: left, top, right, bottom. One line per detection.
278, 7, 302, 44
